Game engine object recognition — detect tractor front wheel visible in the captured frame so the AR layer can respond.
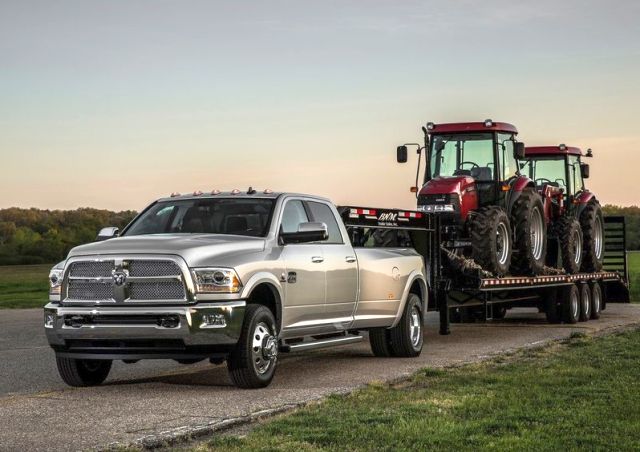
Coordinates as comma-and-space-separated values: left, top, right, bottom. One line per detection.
557, 216, 583, 274
580, 200, 604, 272
469, 206, 512, 277
511, 189, 547, 276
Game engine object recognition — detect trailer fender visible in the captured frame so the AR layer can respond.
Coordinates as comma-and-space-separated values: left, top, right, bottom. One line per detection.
390, 271, 428, 328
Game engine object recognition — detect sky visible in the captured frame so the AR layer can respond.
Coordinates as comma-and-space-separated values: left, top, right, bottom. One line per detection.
1, 0, 639, 211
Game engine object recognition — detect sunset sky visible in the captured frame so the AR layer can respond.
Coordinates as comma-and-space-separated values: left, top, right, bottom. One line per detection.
1, 0, 639, 211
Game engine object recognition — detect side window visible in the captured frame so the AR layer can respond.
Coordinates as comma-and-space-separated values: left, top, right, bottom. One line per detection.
569, 156, 583, 194
307, 201, 343, 244
280, 200, 309, 234
498, 133, 518, 180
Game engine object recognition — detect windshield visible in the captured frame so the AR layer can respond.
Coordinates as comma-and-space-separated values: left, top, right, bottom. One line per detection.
429, 133, 495, 181
522, 157, 567, 193
124, 198, 275, 237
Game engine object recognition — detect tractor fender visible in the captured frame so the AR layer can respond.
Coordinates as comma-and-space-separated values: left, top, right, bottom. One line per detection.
507, 176, 536, 216
574, 191, 597, 218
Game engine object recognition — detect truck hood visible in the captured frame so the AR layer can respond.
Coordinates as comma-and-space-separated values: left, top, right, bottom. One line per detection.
68, 234, 266, 267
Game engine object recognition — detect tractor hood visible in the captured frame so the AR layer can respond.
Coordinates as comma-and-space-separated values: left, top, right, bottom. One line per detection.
420, 176, 475, 198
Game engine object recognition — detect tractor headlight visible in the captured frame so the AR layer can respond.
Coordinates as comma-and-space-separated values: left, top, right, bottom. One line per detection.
191, 268, 242, 294
419, 204, 455, 213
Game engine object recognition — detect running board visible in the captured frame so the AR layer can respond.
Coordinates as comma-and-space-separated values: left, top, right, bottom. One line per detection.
280, 334, 363, 353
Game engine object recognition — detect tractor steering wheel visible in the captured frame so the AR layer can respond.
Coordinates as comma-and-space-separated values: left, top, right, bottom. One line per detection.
459, 161, 480, 170
535, 178, 553, 186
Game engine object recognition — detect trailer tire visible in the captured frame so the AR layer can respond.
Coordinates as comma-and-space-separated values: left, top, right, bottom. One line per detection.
545, 288, 562, 324
557, 216, 583, 274
469, 206, 512, 277
511, 189, 547, 276
369, 328, 392, 357
491, 305, 507, 320
590, 282, 602, 320
56, 356, 112, 387
579, 283, 591, 322
388, 294, 423, 357
227, 304, 278, 389
580, 200, 604, 272
561, 284, 580, 324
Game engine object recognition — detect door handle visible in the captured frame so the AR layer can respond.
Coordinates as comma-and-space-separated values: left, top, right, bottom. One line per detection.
311, 256, 324, 263
345, 256, 357, 263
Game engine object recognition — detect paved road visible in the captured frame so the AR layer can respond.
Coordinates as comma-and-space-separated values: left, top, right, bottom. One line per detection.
1, 304, 639, 451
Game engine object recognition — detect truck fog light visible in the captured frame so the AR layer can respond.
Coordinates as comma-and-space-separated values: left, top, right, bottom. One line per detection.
44, 312, 55, 328
201, 313, 227, 328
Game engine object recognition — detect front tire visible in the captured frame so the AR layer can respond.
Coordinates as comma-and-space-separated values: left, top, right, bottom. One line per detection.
56, 356, 112, 387
511, 189, 547, 276
556, 216, 583, 274
469, 206, 513, 277
580, 200, 604, 272
227, 304, 278, 389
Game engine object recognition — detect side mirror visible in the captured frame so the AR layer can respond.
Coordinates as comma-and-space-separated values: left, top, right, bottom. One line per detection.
514, 142, 526, 159
396, 145, 408, 163
581, 163, 590, 179
281, 222, 328, 244
96, 227, 119, 241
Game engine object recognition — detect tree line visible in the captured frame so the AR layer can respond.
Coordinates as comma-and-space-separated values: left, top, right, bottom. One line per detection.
0, 205, 638, 265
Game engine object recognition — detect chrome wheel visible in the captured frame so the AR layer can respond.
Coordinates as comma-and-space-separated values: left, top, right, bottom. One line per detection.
530, 207, 544, 260
251, 321, 277, 375
572, 227, 583, 265
594, 215, 603, 259
496, 222, 509, 265
409, 305, 422, 347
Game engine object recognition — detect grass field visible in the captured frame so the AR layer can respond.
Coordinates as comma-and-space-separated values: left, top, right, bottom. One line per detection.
629, 251, 640, 301
205, 330, 640, 451
0, 264, 50, 309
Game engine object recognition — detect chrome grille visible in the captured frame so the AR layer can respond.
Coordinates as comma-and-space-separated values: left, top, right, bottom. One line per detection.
128, 260, 181, 277
68, 281, 113, 300
129, 281, 186, 300
69, 261, 114, 278
64, 257, 189, 304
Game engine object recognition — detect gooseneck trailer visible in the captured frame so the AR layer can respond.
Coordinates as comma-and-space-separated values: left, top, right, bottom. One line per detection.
341, 206, 630, 336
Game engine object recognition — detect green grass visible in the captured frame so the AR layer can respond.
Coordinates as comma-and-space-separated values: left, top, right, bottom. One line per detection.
0, 264, 50, 309
628, 252, 640, 301
205, 330, 640, 451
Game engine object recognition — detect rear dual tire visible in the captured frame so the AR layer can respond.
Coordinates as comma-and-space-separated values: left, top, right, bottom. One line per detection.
369, 294, 424, 358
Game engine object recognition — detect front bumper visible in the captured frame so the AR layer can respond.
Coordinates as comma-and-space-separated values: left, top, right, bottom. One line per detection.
43, 301, 245, 360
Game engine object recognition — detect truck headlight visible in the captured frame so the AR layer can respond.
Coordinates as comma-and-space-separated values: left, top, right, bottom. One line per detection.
191, 268, 242, 294
49, 268, 63, 295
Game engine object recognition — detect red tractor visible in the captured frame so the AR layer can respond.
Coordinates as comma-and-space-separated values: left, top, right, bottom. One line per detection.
522, 145, 604, 273
397, 120, 547, 277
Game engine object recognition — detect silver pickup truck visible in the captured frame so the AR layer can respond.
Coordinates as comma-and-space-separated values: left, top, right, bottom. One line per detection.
44, 190, 428, 388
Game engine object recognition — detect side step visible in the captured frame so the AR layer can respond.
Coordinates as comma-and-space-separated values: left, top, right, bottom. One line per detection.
280, 334, 363, 353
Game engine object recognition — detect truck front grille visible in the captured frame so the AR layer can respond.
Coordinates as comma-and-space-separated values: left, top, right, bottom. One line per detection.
64, 257, 189, 304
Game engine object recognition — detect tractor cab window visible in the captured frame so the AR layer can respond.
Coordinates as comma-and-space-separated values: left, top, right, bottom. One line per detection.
567, 155, 583, 195
429, 133, 494, 181
497, 133, 518, 181
525, 157, 567, 193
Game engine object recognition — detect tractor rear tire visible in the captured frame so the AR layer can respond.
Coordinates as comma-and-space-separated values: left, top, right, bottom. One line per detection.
556, 216, 583, 274
469, 206, 512, 277
580, 200, 604, 272
511, 189, 547, 276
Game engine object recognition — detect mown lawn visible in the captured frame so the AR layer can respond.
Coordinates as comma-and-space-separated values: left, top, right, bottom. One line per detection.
0, 264, 50, 309
204, 330, 640, 451
628, 252, 639, 301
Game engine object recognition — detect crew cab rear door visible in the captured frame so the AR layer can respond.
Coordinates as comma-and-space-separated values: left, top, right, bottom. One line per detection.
305, 201, 358, 325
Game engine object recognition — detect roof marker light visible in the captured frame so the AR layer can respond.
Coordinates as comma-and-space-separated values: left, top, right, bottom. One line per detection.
559, 143, 567, 151
484, 119, 493, 127
231, 189, 241, 195
170, 192, 180, 197
211, 189, 221, 195
193, 190, 203, 196
264, 188, 273, 194
426, 122, 435, 130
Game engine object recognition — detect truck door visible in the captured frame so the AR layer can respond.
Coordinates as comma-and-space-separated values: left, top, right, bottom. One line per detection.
306, 201, 358, 326
279, 199, 326, 330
